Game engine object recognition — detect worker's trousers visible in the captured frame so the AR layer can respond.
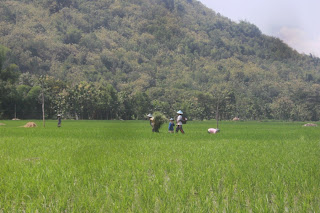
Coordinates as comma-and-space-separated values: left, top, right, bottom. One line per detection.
176, 125, 184, 133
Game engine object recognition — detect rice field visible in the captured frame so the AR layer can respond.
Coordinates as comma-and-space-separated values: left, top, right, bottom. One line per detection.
0, 120, 319, 212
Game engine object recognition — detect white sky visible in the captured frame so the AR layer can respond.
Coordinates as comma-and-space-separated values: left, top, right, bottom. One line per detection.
198, 0, 320, 57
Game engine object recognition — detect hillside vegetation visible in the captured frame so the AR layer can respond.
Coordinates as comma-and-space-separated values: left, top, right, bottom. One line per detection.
1, 0, 320, 120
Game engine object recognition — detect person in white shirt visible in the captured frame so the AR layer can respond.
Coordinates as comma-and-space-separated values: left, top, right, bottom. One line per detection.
147, 114, 155, 132
175, 110, 184, 134
208, 128, 219, 134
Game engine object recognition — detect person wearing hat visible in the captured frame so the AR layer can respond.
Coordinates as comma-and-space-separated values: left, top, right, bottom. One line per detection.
57, 114, 62, 127
147, 113, 155, 132
168, 118, 175, 133
176, 110, 185, 133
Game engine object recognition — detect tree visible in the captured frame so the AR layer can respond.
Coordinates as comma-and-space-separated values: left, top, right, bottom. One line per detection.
118, 90, 133, 120
270, 96, 294, 120
63, 28, 82, 44
132, 92, 152, 119
211, 83, 236, 120
195, 92, 214, 120
0, 45, 20, 119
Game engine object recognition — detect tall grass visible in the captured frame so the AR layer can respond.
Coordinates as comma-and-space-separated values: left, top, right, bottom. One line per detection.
0, 120, 319, 212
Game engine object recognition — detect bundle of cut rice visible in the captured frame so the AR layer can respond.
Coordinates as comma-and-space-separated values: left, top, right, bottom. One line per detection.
153, 112, 167, 132
303, 123, 317, 127
23, 122, 37, 128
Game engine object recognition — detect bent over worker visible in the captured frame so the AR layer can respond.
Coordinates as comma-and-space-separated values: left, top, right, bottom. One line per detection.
147, 113, 155, 132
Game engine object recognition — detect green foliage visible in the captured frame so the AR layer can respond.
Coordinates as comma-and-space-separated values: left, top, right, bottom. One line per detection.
0, 120, 320, 211
0, 45, 8, 70
152, 111, 167, 132
0, 0, 320, 121
63, 28, 82, 44
0, 46, 21, 119
0, 64, 20, 83
132, 92, 152, 120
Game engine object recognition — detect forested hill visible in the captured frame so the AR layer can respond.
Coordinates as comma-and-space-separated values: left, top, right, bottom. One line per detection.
1, 0, 320, 121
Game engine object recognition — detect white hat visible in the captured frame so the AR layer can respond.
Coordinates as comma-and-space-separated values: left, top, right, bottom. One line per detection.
177, 110, 183, 114
147, 113, 153, 117
169, 118, 174, 121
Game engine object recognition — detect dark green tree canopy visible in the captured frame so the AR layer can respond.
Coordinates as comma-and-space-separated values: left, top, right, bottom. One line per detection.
0, 0, 319, 121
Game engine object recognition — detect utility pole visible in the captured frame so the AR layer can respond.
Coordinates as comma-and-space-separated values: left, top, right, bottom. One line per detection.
39, 75, 45, 127
216, 102, 219, 129
14, 104, 16, 119
42, 88, 45, 127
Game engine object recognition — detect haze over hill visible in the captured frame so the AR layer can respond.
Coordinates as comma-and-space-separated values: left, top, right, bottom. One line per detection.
0, 0, 320, 121
199, 0, 320, 57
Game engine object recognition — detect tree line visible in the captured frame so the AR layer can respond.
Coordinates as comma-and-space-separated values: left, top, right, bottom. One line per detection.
1, 45, 320, 121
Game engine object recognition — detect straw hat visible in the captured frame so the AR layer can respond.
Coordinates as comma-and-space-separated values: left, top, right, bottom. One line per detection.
177, 110, 183, 114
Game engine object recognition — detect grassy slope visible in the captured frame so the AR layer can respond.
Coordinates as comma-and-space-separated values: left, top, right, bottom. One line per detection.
0, 120, 319, 212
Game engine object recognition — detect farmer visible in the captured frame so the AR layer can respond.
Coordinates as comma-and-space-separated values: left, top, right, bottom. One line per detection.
147, 113, 155, 132
168, 118, 175, 133
175, 110, 184, 134
57, 114, 62, 127
208, 128, 220, 134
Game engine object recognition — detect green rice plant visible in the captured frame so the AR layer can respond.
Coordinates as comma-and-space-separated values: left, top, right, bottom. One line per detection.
0, 120, 319, 212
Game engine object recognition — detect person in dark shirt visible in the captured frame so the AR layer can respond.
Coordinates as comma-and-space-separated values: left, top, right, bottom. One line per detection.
168, 118, 175, 133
